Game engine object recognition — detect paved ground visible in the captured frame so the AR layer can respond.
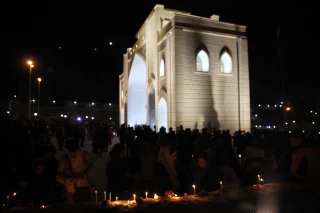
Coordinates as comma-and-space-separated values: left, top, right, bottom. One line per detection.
51, 136, 120, 201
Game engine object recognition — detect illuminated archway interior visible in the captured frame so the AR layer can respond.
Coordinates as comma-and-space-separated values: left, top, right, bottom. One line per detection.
120, 107, 125, 124
128, 54, 147, 127
196, 50, 209, 72
158, 97, 168, 132
220, 52, 232, 74
148, 85, 156, 130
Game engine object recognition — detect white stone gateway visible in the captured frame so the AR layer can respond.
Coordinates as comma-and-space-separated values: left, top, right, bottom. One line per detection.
119, 4, 250, 133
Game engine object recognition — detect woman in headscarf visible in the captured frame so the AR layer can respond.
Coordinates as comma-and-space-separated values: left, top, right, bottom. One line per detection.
191, 151, 221, 193
154, 145, 179, 197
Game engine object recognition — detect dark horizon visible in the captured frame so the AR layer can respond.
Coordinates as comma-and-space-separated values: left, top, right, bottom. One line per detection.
1, 2, 318, 111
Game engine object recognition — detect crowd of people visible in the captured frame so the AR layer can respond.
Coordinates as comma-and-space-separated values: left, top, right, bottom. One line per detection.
1, 112, 320, 208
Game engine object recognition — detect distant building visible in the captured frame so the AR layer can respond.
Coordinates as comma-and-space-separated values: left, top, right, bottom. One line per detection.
120, 4, 250, 132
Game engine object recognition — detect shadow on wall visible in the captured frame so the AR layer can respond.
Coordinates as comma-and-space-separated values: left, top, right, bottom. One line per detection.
193, 33, 220, 130
204, 70, 220, 130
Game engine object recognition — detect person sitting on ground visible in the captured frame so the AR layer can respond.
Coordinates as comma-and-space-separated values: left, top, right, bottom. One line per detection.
56, 139, 94, 204
154, 145, 180, 197
190, 151, 222, 193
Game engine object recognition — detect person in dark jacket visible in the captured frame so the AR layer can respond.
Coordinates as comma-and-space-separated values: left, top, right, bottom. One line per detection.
106, 144, 134, 200
154, 145, 179, 197
191, 151, 221, 193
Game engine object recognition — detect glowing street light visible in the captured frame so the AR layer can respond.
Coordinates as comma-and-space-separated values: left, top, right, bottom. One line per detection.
109, 42, 113, 45
53, 100, 55, 103
255, 114, 257, 117
109, 103, 111, 106
27, 60, 34, 119
258, 104, 261, 107
37, 78, 42, 115
91, 117, 94, 120
286, 107, 291, 111
86, 116, 88, 119
293, 120, 295, 123
92, 102, 95, 106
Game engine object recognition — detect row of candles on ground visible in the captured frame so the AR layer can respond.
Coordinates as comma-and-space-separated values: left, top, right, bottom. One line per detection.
92, 182, 225, 204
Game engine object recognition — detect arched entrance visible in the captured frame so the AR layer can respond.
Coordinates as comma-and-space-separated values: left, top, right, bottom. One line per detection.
148, 85, 156, 130
120, 107, 125, 125
128, 54, 147, 127
158, 98, 168, 132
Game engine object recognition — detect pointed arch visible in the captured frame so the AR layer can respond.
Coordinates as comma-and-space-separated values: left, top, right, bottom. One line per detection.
128, 54, 147, 127
195, 44, 210, 72
158, 97, 168, 132
160, 59, 165, 77
220, 47, 232, 74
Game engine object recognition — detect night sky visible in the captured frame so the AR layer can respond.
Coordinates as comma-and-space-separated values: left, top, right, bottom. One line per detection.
1, 2, 318, 110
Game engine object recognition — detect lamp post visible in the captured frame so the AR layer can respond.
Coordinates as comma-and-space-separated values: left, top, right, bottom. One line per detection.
27, 61, 34, 119
37, 78, 41, 115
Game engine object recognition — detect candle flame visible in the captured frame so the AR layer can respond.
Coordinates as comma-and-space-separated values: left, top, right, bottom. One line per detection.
174, 194, 177, 197
12, 192, 17, 196
258, 174, 260, 177
192, 185, 195, 188
220, 181, 222, 185
261, 178, 264, 182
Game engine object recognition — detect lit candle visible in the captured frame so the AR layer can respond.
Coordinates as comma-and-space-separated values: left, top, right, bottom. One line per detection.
6, 195, 9, 207
109, 192, 111, 201
258, 175, 261, 183
192, 185, 196, 195
116, 196, 118, 203
238, 154, 241, 164
261, 178, 264, 183
12, 192, 16, 197
41, 205, 45, 208
220, 181, 223, 193
104, 191, 106, 201
133, 194, 136, 201
145, 192, 148, 199
95, 190, 97, 203
154, 194, 158, 199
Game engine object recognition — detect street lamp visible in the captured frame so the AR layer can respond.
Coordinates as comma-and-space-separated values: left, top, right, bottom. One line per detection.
27, 61, 34, 119
37, 78, 41, 115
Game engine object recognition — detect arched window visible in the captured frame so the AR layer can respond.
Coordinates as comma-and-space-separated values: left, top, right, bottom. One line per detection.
220, 52, 232, 74
196, 50, 209, 72
160, 59, 165, 77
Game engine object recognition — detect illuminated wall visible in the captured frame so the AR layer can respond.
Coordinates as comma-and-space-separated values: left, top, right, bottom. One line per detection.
120, 4, 251, 133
